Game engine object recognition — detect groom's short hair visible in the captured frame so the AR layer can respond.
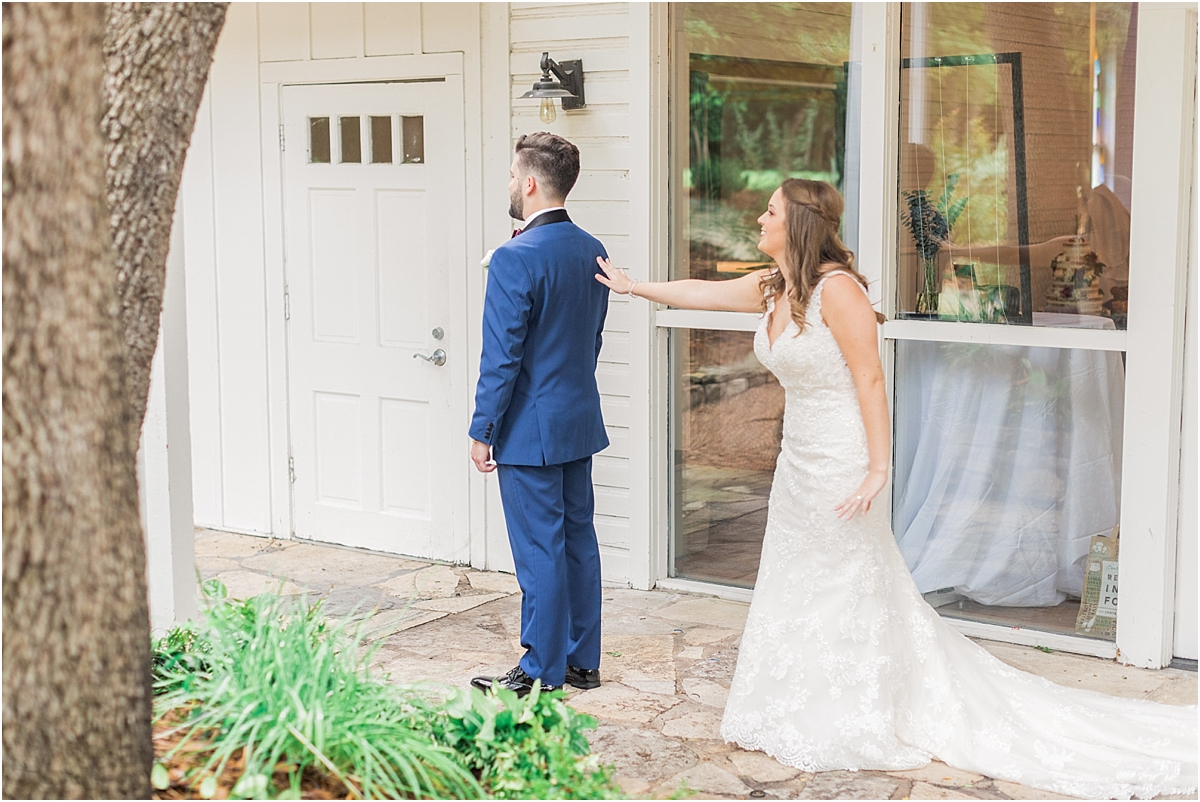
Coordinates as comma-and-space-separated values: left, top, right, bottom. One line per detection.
515, 132, 580, 201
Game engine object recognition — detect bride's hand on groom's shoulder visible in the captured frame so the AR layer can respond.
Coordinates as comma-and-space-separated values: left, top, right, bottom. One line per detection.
594, 257, 633, 295
835, 469, 888, 520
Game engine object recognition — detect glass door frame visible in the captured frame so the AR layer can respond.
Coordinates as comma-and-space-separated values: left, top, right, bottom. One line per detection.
651, 2, 1196, 669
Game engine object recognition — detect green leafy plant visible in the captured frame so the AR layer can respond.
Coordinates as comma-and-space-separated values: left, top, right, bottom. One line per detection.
901, 172, 969, 261
152, 620, 212, 697
901, 172, 971, 314
151, 582, 621, 799
424, 684, 619, 800
153, 583, 482, 800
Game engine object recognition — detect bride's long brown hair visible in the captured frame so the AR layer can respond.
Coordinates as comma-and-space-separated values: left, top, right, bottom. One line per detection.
759, 179, 885, 331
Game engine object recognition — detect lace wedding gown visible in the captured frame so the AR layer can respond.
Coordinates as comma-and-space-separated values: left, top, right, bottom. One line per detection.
720, 272, 1196, 800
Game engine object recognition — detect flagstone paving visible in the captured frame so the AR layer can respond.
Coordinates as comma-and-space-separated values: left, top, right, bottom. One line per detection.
191, 528, 1197, 801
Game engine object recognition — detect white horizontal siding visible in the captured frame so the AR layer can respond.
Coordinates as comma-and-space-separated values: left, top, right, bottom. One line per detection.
600, 395, 630, 425
593, 454, 630, 487
571, 170, 631, 202
509, 41, 631, 74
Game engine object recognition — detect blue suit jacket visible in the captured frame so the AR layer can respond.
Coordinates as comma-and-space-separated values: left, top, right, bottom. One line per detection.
470, 213, 610, 466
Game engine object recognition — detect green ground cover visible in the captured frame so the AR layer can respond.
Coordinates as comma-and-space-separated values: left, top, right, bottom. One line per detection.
151, 581, 619, 800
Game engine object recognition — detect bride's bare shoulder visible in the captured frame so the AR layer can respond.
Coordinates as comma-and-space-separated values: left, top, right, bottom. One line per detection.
818, 271, 873, 325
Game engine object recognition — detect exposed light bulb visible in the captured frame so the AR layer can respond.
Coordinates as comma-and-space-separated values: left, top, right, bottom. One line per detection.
539, 98, 557, 124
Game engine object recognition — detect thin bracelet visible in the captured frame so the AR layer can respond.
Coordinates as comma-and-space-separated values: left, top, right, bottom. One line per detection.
628, 279, 640, 299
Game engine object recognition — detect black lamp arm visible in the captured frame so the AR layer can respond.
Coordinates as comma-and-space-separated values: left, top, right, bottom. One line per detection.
541, 52, 573, 83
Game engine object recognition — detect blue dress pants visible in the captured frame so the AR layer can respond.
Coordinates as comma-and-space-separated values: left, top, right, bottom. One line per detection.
496, 456, 602, 686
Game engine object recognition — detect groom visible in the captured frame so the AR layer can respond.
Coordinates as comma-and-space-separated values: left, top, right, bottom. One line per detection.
468, 132, 610, 696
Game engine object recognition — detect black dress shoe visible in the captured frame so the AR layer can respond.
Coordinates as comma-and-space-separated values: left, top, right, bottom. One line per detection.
565, 665, 601, 690
470, 666, 560, 697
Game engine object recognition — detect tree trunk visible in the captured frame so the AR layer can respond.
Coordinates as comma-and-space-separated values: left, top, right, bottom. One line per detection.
3, 4, 225, 798
3, 4, 152, 797
103, 3, 227, 427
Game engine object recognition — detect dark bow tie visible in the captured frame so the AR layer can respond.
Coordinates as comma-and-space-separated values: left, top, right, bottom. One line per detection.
511, 228, 522, 238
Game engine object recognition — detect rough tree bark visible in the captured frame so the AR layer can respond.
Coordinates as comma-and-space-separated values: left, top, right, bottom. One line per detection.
3, 4, 225, 798
3, 5, 151, 797
103, 3, 228, 426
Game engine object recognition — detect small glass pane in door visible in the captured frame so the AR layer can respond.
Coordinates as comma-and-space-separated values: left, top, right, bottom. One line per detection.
340, 116, 362, 163
402, 116, 424, 164
370, 116, 393, 164
309, 117, 331, 164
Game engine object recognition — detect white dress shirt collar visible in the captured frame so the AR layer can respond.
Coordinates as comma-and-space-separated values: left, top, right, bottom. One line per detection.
521, 206, 566, 226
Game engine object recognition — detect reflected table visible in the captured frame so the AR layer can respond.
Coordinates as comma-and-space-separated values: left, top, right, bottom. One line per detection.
892, 314, 1124, 607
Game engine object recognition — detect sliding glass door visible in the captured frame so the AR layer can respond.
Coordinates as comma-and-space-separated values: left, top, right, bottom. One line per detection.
889, 2, 1136, 645
656, 1, 1192, 667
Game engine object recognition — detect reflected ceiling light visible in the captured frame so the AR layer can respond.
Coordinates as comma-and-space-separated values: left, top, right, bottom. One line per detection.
520, 52, 585, 124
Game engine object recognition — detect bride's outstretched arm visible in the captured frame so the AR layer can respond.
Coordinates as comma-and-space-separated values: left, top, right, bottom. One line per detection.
594, 257, 768, 313
821, 274, 890, 521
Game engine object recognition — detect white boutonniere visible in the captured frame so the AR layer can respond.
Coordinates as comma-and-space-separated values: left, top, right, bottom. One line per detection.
481, 249, 496, 268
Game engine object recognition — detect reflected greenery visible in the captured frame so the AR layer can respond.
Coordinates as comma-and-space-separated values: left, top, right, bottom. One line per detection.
677, 4, 854, 280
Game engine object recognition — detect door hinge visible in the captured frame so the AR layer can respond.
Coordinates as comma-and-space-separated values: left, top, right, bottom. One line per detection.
279, 124, 286, 152
288, 457, 296, 483
283, 290, 291, 320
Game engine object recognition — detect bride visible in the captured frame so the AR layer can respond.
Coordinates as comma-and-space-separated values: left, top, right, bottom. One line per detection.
594, 178, 1196, 800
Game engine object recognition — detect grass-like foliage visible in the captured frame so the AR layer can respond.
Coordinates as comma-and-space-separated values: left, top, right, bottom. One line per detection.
901, 172, 969, 262
152, 580, 621, 799
152, 582, 483, 799
430, 683, 619, 799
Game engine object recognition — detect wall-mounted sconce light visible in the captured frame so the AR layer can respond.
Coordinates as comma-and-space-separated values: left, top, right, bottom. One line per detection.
520, 52, 585, 124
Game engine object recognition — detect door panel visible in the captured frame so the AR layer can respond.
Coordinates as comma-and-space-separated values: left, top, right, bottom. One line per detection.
282, 80, 465, 561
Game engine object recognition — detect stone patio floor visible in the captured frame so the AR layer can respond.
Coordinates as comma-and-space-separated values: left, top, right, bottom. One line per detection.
193, 529, 1197, 801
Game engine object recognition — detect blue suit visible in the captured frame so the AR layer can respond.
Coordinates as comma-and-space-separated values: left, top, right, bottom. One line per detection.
470, 209, 609, 685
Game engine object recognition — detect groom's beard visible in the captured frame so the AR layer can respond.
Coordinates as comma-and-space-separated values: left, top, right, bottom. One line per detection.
509, 187, 525, 221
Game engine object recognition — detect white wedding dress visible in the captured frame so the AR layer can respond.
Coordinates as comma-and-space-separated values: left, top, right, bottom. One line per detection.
720, 271, 1196, 800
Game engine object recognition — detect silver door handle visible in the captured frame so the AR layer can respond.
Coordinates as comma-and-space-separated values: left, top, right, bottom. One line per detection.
413, 348, 447, 366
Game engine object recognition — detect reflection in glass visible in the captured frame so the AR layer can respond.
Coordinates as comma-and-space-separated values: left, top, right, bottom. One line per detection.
672, 3, 856, 283
401, 116, 424, 164
671, 329, 784, 588
339, 116, 362, 164
892, 339, 1125, 638
669, 3, 856, 588
309, 117, 331, 164
897, 3, 1136, 328
370, 116, 393, 164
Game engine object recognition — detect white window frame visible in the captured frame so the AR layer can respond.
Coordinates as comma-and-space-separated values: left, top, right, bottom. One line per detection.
651, 2, 1196, 668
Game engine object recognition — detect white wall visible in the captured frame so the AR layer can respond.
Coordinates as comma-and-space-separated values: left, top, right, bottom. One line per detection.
183, 4, 489, 537
1174, 128, 1197, 661
140, 209, 198, 631
181, 3, 652, 586
182, 4, 273, 535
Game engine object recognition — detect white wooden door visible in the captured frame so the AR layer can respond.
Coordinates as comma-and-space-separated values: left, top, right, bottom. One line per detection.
282, 80, 466, 561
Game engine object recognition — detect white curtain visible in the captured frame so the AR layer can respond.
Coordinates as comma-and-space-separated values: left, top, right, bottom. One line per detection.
893, 317, 1125, 607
